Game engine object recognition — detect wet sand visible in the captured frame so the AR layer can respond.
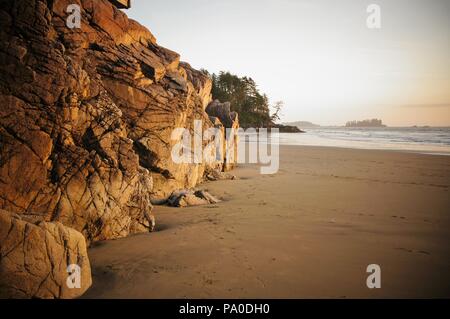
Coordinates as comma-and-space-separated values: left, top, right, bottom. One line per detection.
83, 145, 450, 298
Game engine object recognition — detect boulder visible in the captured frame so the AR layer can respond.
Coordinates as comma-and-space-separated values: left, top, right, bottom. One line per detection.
0, 210, 92, 299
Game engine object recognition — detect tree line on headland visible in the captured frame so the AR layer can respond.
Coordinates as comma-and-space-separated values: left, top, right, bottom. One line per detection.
203, 70, 301, 132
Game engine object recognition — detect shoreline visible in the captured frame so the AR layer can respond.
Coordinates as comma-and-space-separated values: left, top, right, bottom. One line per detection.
273, 127, 450, 156
277, 143, 450, 157
83, 145, 450, 298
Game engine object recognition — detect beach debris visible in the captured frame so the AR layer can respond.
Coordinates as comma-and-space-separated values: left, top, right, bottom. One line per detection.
167, 190, 221, 207
205, 168, 237, 181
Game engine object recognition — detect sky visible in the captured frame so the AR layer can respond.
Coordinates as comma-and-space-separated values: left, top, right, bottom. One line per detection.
126, 0, 450, 126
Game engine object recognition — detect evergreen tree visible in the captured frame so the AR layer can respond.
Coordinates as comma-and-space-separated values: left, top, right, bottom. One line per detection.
210, 71, 278, 128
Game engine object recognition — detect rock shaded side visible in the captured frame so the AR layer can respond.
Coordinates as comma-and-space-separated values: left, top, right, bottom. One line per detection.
206, 100, 240, 171
206, 100, 238, 130
0, 210, 92, 299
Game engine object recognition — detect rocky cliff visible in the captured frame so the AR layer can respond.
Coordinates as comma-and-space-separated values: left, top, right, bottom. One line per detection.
0, 0, 238, 298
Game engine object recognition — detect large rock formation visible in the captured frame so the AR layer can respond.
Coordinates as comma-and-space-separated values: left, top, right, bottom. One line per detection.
0, 0, 237, 240
0, 210, 92, 299
0, 0, 238, 298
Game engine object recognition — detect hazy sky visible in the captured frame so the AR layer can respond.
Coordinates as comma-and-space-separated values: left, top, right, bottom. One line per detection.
127, 0, 450, 126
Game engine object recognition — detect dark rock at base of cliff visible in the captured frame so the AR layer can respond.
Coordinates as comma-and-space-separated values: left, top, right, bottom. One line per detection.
274, 124, 305, 133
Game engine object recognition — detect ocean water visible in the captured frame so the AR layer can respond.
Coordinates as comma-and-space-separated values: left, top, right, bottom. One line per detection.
272, 127, 450, 155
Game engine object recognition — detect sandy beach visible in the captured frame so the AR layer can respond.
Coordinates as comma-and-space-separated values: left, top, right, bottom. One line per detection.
83, 145, 450, 298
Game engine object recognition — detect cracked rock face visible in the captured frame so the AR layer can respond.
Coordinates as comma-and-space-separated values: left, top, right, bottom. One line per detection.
0, 0, 238, 298
0, 210, 92, 299
0, 0, 237, 241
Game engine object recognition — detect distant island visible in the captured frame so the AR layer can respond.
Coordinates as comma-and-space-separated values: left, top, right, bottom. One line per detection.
345, 119, 386, 128
283, 121, 320, 129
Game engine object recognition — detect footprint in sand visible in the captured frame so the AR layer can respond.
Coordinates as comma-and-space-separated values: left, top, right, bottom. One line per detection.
395, 247, 431, 255
391, 215, 407, 220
